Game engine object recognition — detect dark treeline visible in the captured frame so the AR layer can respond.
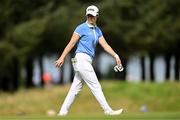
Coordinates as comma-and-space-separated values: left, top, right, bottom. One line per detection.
0, 0, 179, 91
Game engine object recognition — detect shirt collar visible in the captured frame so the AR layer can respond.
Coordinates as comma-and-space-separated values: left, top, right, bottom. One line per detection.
86, 21, 96, 28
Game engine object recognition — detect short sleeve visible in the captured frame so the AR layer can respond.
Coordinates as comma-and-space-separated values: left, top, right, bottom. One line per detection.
74, 25, 83, 37
97, 27, 103, 38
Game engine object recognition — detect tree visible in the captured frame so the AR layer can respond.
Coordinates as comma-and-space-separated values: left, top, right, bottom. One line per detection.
6, 18, 48, 88
0, 0, 60, 90
0, 42, 18, 91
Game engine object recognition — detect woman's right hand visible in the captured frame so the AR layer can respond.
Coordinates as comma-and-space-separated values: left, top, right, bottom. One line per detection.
54, 57, 64, 68
54, 33, 79, 68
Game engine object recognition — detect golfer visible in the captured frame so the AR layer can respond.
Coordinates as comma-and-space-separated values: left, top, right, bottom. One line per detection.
55, 5, 123, 116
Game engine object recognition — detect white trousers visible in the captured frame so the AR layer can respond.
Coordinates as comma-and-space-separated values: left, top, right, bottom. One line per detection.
59, 53, 112, 114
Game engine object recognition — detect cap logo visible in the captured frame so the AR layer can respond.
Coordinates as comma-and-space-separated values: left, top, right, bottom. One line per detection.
88, 8, 95, 11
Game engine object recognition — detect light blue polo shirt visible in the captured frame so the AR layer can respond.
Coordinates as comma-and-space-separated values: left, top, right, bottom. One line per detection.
74, 22, 103, 58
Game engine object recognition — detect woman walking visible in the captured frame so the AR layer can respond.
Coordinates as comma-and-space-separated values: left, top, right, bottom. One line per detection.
55, 5, 123, 116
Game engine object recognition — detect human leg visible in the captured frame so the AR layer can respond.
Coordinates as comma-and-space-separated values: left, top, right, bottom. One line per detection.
58, 72, 83, 115
78, 62, 112, 113
79, 61, 123, 115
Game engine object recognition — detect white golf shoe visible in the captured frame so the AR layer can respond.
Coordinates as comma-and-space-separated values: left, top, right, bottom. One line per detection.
57, 111, 68, 116
105, 108, 123, 116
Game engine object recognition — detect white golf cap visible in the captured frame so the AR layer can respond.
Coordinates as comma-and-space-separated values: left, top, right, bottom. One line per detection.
86, 5, 99, 16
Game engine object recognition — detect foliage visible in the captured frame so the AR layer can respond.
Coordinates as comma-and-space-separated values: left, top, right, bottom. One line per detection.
0, 0, 179, 89
6, 18, 48, 60
100, 0, 180, 55
0, 41, 17, 70
0, 0, 179, 62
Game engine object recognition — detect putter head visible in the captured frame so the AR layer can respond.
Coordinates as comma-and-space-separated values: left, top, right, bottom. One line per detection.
114, 64, 124, 72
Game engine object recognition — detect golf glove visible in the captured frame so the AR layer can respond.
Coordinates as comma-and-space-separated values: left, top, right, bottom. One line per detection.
114, 64, 124, 72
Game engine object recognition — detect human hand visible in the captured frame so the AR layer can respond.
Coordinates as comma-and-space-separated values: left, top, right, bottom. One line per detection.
54, 57, 64, 68
114, 54, 122, 65
114, 54, 124, 72
114, 64, 124, 72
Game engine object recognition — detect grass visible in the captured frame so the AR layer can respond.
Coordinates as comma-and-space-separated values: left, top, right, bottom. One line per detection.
0, 112, 180, 120
0, 81, 180, 119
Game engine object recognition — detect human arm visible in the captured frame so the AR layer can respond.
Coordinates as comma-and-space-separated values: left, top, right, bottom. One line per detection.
54, 33, 80, 68
98, 36, 122, 65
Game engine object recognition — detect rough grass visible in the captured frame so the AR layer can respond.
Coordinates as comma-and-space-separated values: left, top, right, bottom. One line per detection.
0, 81, 180, 119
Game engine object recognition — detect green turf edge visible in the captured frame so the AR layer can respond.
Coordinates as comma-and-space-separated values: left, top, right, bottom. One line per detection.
0, 112, 180, 120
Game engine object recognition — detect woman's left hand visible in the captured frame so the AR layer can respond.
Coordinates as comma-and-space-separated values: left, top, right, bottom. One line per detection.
114, 54, 122, 66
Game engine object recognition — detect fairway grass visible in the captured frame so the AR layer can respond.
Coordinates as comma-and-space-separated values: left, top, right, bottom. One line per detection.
0, 112, 180, 120
0, 81, 180, 119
